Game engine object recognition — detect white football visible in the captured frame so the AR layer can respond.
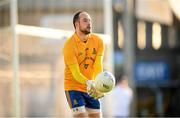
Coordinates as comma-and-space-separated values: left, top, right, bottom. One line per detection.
95, 71, 115, 93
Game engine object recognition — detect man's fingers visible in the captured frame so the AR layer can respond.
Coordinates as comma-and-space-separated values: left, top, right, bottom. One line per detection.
94, 91, 104, 99
87, 80, 104, 99
89, 88, 96, 96
87, 85, 95, 96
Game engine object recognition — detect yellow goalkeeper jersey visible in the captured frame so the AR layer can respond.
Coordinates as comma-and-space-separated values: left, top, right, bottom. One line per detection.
63, 32, 104, 92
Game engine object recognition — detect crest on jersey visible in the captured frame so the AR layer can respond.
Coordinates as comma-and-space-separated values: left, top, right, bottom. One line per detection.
92, 48, 97, 54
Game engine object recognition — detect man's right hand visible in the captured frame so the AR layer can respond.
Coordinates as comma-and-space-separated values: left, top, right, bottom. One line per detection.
86, 80, 96, 96
86, 80, 104, 99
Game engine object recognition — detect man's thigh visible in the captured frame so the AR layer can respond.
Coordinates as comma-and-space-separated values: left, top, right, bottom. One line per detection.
65, 90, 100, 114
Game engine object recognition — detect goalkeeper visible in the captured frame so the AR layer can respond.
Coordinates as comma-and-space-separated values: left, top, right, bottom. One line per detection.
63, 11, 105, 117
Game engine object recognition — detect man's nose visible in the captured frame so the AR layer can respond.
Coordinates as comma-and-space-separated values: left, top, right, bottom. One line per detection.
87, 21, 90, 25
88, 22, 91, 26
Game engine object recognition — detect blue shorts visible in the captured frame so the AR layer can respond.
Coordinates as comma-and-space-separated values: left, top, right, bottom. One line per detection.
65, 90, 100, 109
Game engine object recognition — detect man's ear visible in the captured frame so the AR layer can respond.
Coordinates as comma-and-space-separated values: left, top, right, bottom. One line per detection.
75, 21, 79, 29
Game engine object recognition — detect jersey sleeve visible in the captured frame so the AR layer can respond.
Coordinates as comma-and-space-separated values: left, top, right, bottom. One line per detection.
97, 38, 105, 56
93, 55, 103, 79
69, 63, 88, 84
63, 41, 77, 65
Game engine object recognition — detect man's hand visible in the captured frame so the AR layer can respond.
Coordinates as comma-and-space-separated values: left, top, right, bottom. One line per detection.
86, 80, 104, 99
93, 90, 104, 99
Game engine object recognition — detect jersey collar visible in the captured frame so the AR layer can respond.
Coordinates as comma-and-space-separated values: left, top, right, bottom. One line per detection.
73, 32, 91, 43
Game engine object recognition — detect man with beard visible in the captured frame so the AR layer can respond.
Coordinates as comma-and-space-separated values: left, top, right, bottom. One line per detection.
63, 11, 105, 117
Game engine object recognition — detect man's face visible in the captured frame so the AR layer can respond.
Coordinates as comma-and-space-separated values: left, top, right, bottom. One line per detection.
77, 12, 92, 35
